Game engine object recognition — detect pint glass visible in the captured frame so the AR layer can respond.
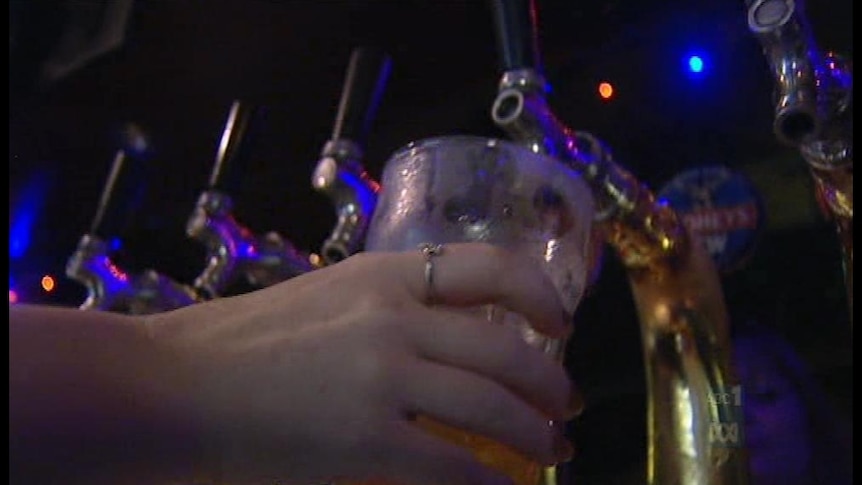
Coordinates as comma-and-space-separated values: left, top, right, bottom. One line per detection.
353, 135, 595, 485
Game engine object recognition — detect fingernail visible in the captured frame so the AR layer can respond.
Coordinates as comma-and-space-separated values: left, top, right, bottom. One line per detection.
552, 429, 576, 463
566, 387, 586, 419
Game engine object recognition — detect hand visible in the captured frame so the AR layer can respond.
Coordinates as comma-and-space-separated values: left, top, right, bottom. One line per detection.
150, 242, 579, 485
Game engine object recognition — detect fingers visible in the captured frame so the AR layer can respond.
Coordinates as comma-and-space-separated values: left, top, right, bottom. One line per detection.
395, 242, 570, 338
404, 307, 573, 421
375, 422, 516, 485
398, 359, 573, 467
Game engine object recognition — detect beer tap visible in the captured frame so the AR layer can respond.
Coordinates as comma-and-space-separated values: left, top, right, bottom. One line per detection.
66, 147, 199, 314
312, 47, 391, 264
186, 100, 314, 299
744, 0, 853, 323
487, 0, 750, 483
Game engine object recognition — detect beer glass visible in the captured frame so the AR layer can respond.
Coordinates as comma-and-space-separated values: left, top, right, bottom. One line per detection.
359, 135, 596, 485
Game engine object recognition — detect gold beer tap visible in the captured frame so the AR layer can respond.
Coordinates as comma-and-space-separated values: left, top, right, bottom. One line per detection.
745, 0, 853, 323
187, 100, 314, 299
66, 148, 199, 314
312, 47, 391, 264
487, 0, 750, 483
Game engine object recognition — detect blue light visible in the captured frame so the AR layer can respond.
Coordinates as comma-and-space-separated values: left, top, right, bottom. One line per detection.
9, 229, 31, 259
110, 237, 123, 251
688, 55, 704, 73
10, 171, 53, 259
10, 193, 38, 259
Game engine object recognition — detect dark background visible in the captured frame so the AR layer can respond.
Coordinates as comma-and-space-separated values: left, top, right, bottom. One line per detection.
9, 0, 853, 481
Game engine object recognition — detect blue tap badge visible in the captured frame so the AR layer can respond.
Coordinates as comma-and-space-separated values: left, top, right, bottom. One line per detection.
658, 165, 765, 274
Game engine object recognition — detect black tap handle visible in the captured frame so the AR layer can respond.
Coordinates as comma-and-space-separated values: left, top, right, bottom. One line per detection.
331, 47, 392, 147
90, 148, 148, 240
489, 0, 542, 72
89, 149, 126, 236
208, 100, 261, 193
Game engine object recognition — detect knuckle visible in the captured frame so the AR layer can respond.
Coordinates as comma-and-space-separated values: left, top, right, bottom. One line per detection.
354, 349, 399, 392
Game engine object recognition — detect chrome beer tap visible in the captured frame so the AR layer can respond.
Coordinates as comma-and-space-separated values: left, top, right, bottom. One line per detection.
487, 0, 750, 483
66, 148, 199, 314
745, 0, 853, 323
312, 47, 391, 264
187, 100, 314, 299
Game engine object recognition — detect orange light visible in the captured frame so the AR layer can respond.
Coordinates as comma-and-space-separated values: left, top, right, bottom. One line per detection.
9, 289, 19, 303
598, 82, 614, 99
309, 253, 323, 268
41, 275, 56, 292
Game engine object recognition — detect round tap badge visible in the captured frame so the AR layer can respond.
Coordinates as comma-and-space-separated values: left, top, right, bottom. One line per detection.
658, 165, 765, 274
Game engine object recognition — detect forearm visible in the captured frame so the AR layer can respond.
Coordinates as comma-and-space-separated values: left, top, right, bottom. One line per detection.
9, 304, 205, 485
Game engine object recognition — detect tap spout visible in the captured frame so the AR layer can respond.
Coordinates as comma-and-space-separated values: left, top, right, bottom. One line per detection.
746, 0, 853, 323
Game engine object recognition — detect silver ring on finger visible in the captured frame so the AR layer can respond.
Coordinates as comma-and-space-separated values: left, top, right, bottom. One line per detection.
418, 242, 444, 305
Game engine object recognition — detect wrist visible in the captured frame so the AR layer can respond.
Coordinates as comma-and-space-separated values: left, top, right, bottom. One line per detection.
137, 310, 217, 483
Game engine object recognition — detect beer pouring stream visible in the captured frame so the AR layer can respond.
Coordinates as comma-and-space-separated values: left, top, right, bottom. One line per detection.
487, 0, 750, 483
744, 0, 853, 324
66, 148, 199, 314
186, 100, 313, 299
312, 47, 391, 264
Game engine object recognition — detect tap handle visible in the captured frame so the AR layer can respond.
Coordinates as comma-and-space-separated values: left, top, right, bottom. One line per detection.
331, 46, 392, 147
208, 100, 260, 193
89, 147, 148, 239
489, 0, 542, 72
89, 149, 126, 236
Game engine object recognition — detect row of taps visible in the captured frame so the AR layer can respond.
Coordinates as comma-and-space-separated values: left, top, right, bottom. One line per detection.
65, 46, 390, 314
63, 0, 851, 483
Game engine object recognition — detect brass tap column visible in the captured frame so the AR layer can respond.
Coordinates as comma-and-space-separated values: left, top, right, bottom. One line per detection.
488, 1, 750, 483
